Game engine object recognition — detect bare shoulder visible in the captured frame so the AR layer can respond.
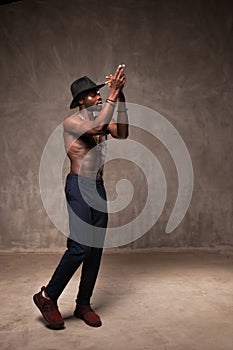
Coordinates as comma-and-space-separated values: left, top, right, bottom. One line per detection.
64, 111, 81, 123
63, 112, 83, 132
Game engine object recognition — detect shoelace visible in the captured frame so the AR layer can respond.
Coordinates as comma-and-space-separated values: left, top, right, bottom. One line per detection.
43, 300, 58, 312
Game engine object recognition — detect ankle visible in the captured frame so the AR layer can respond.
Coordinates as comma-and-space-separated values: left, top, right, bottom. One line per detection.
42, 288, 50, 300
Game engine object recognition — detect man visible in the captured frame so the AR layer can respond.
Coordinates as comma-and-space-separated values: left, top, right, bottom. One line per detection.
33, 64, 128, 329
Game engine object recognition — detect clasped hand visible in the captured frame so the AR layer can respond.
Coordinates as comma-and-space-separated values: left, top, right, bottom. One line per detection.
105, 64, 126, 93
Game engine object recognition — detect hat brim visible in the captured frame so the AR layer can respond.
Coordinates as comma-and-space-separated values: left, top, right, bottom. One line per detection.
70, 83, 106, 109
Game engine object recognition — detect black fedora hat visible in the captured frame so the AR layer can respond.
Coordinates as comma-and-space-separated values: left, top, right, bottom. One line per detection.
70, 76, 105, 109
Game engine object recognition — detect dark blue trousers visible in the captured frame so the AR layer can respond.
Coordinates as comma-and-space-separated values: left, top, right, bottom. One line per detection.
46, 174, 108, 305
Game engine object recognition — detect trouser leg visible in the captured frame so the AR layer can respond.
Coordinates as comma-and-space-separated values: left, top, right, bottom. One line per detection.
46, 174, 92, 301
76, 183, 108, 305
46, 174, 108, 304
46, 239, 91, 301
76, 247, 103, 305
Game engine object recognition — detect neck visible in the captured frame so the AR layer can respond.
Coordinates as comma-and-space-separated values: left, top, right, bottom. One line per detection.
79, 107, 93, 120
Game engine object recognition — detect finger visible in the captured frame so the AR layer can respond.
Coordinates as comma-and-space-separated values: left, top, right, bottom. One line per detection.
104, 81, 112, 86
118, 75, 126, 84
113, 64, 125, 79
116, 64, 126, 79
105, 74, 114, 85
121, 77, 126, 83
112, 65, 121, 79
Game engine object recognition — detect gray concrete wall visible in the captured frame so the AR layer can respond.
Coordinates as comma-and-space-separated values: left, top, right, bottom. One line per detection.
0, 0, 232, 251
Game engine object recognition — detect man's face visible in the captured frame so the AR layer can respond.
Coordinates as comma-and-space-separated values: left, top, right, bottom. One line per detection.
83, 89, 102, 111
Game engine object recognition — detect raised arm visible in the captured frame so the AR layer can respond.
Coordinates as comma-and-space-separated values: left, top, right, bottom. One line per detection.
64, 65, 126, 136
106, 66, 129, 139
107, 91, 129, 139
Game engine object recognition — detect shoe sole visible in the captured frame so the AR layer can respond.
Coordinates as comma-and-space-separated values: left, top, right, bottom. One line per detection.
74, 311, 102, 327
33, 294, 64, 330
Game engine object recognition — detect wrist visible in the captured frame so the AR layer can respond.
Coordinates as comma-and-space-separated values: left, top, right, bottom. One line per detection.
108, 90, 119, 102
117, 91, 125, 102
106, 98, 116, 107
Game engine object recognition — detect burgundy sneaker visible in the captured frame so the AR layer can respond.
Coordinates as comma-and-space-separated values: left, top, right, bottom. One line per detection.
33, 286, 64, 329
74, 305, 102, 327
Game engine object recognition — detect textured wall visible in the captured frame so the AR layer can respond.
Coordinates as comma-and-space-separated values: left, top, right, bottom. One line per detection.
0, 0, 232, 251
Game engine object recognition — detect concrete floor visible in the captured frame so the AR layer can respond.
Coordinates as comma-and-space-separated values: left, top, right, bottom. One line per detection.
0, 250, 233, 350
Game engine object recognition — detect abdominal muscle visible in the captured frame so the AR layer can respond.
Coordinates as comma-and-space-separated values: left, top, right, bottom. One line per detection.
64, 132, 106, 179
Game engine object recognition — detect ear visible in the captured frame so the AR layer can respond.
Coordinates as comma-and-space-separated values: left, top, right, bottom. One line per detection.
77, 97, 85, 106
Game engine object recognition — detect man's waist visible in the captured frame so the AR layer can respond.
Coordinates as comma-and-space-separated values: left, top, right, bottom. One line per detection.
68, 172, 104, 184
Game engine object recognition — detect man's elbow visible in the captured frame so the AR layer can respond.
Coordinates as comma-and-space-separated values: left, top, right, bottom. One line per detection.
116, 132, 129, 139
94, 124, 108, 134
122, 132, 129, 139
